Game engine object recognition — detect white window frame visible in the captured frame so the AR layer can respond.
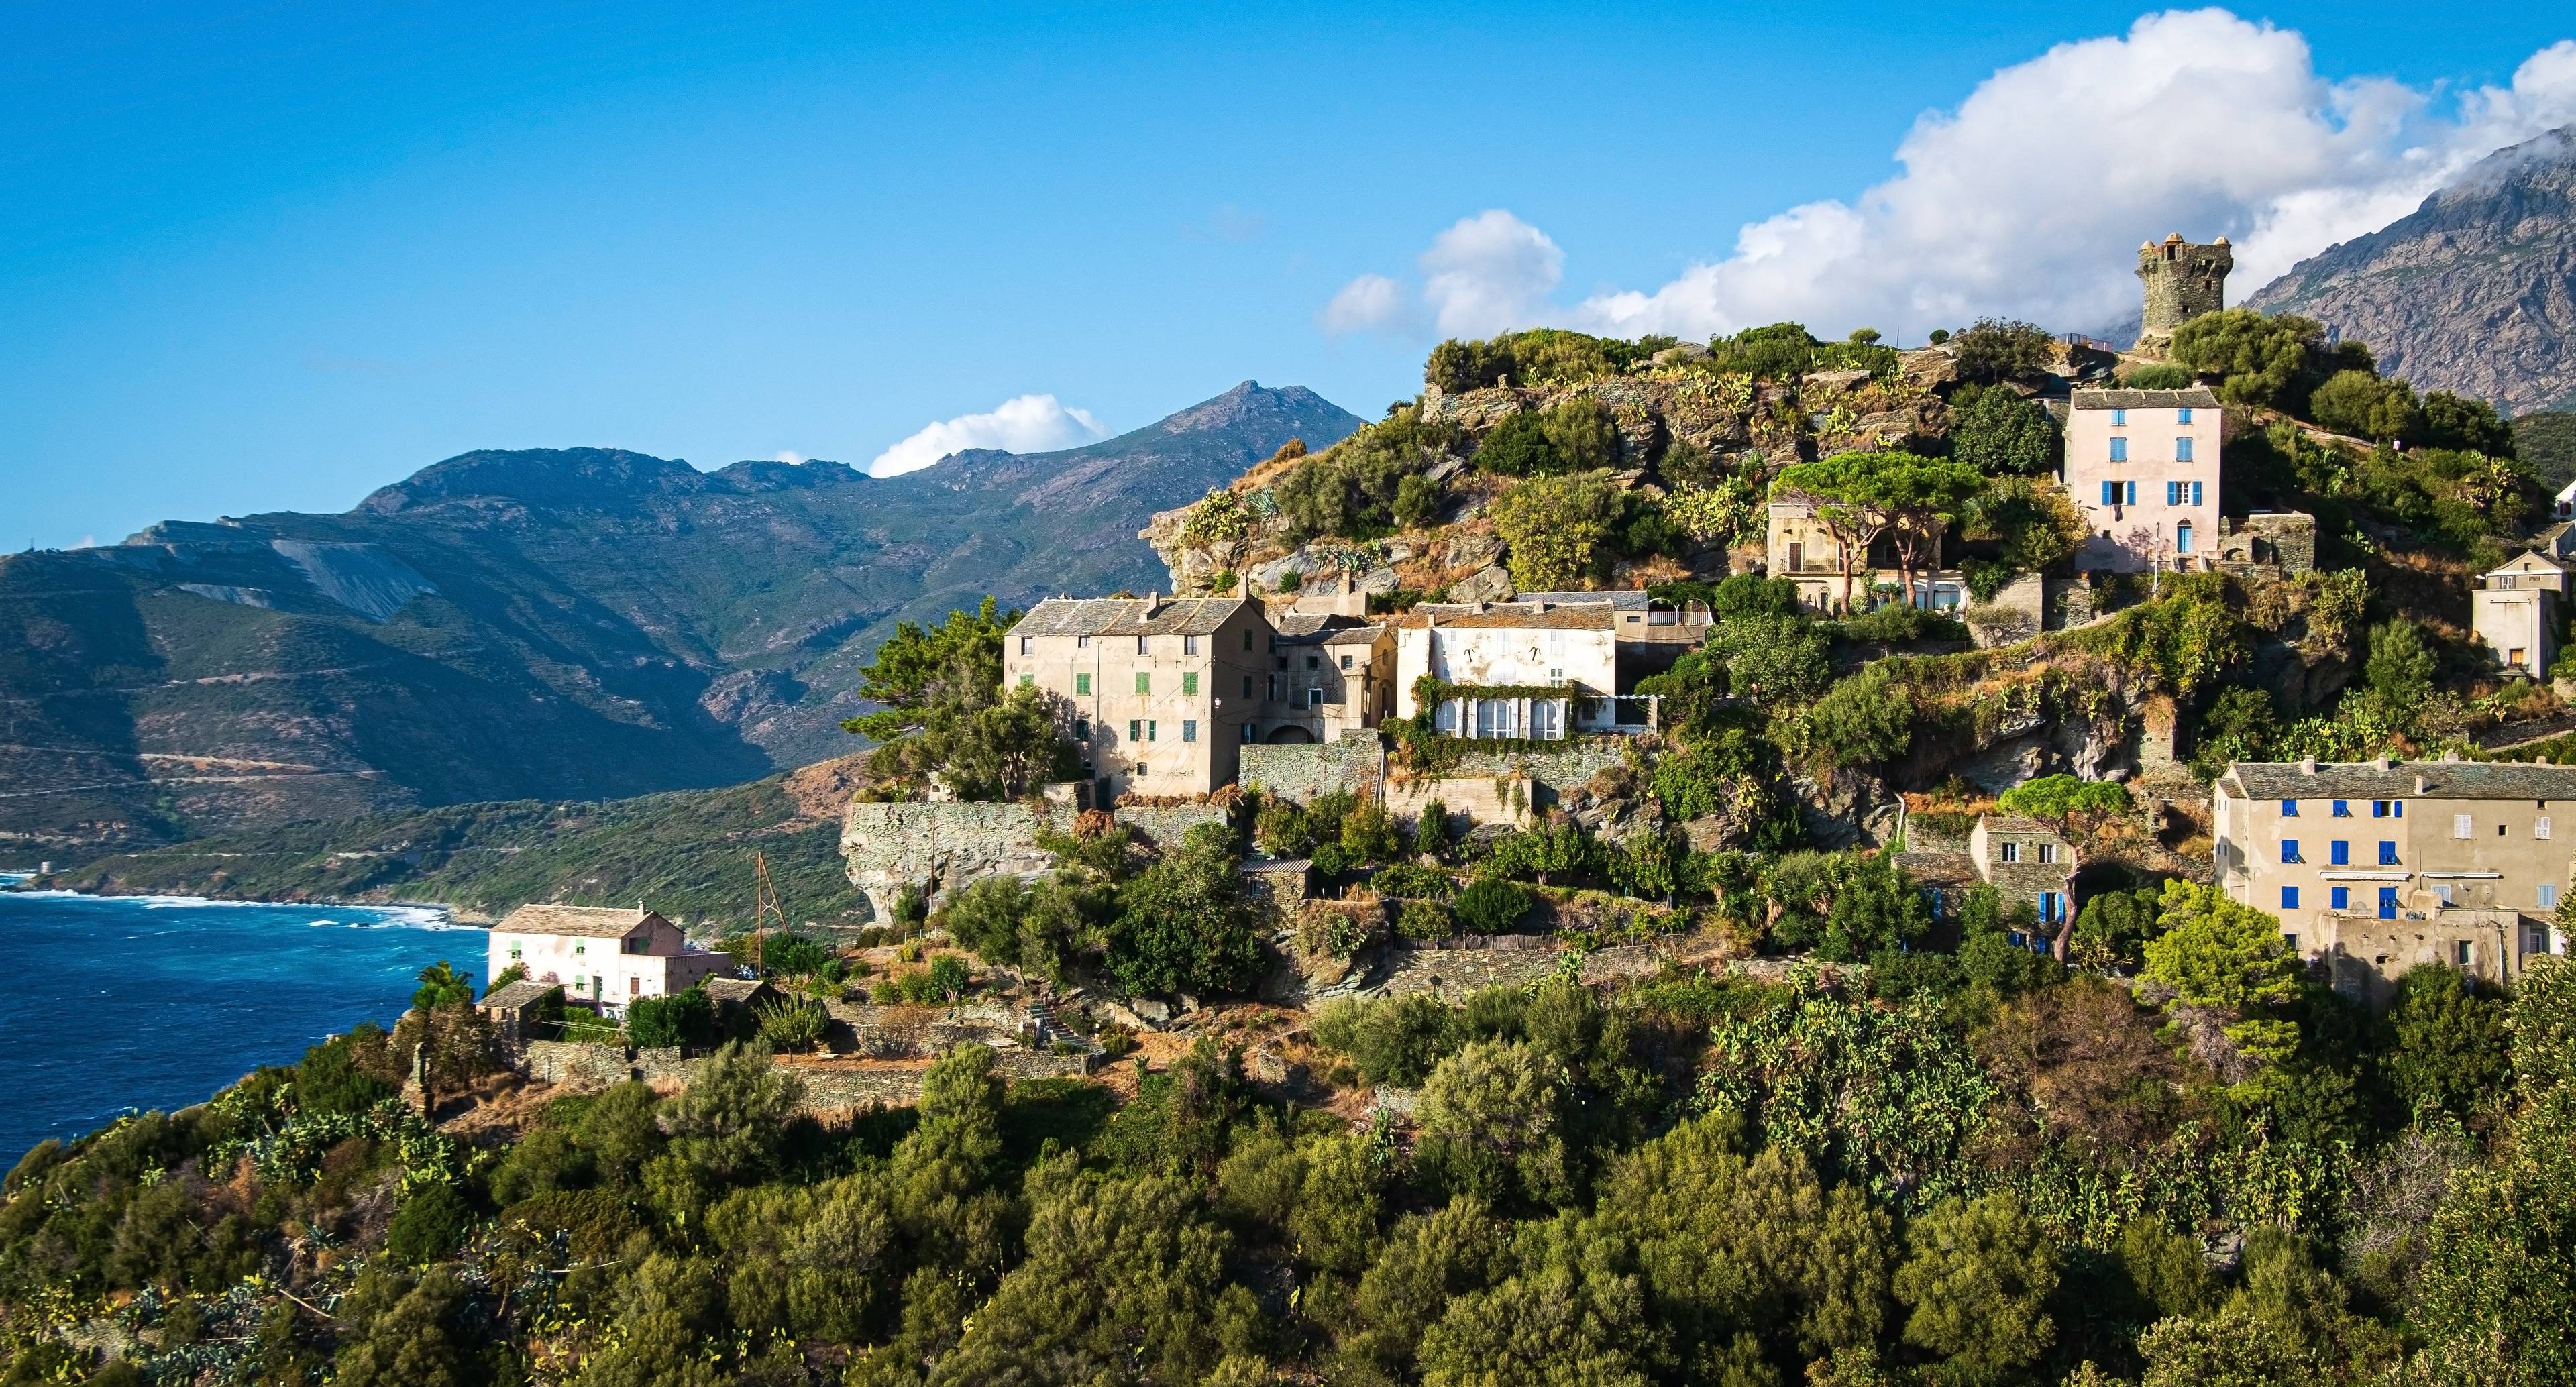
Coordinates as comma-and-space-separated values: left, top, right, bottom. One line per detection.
2455, 813, 2475, 840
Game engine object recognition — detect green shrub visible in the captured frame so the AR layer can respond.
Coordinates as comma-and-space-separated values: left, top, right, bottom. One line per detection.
753, 997, 830, 1053
1946, 384, 2062, 475
386, 1183, 475, 1266
1950, 318, 2055, 383
2119, 364, 2195, 390
1371, 863, 1454, 899
626, 986, 717, 1050
1397, 899, 1454, 941
926, 953, 971, 1000
1452, 878, 1533, 934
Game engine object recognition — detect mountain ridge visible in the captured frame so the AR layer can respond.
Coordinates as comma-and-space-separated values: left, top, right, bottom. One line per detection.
2247, 124, 2576, 413
0, 382, 1362, 862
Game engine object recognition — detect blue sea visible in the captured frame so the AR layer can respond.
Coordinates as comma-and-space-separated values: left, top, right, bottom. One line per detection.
0, 883, 474, 1163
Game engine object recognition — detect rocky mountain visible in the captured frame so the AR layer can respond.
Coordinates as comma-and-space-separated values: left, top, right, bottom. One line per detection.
2246, 125, 2576, 414
0, 382, 1360, 861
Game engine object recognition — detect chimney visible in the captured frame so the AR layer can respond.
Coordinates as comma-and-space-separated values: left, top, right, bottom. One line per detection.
2300, 757, 2317, 775
2416, 775, 2429, 794
2381, 755, 2400, 771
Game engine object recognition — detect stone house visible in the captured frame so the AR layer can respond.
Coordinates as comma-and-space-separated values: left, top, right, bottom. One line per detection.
1264, 613, 1397, 744
2215, 511, 2318, 577
1391, 602, 1650, 738
477, 979, 561, 1052
1764, 490, 1966, 616
2213, 758, 2571, 998
2471, 551, 2565, 677
1006, 596, 1274, 799
1897, 814, 2075, 937
2063, 388, 2224, 573
2298, 907, 2534, 1009
487, 905, 728, 1015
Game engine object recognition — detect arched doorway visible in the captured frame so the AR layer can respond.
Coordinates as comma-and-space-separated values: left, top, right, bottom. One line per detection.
1265, 726, 1315, 744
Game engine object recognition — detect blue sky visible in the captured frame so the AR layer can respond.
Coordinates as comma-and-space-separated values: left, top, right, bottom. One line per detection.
5, 3, 2571, 550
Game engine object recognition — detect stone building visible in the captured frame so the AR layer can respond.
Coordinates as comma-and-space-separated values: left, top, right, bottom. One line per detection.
2135, 231, 2233, 351
1006, 596, 1274, 799
1391, 601, 1649, 738
1897, 814, 2075, 937
2298, 907, 2534, 1009
1764, 490, 1966, 615
2063, 388, 2224, 573
2216, 511, 2318, 576
1264, 613, 1397, 744
2471, 551, 2565, 677
2213, 758, 2571, 1000
486, 905, 728, 1016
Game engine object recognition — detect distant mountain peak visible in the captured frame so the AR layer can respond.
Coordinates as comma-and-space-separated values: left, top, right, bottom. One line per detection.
2246, 123, 2576, 413
360, 447, 710, 515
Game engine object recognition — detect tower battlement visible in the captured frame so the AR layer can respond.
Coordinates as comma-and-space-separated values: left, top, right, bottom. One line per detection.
2135, 231, 2233, 351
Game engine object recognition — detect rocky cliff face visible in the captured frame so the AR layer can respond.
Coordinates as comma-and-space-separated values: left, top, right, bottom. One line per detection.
2247, 125, 2576, 414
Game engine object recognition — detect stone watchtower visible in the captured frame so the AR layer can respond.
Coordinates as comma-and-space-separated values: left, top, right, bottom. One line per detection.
2134, 231, 2233, 353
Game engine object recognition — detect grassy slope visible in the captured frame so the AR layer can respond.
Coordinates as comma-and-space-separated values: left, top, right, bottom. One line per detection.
32, 759, 869, 930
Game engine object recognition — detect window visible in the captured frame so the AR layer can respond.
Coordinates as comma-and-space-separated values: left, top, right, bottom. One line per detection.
1135, 672, 1151, 695
2282, 840, 2302, 863
1243, 629, 1254, 650
2040, 891, 2064, 923
2332, 800, 2350, 817
1240, 724, 1256, 744
1307, 687, 1324, 708
2167, 481, 2204, 506
2109, 436, 2129, 462
1128, 719, 1140, 741
1075, 673, 1091, 696
2000, 840, 2021, 863
2111, 408, 2127, 426
1182, 719, 1198, 743
2330, 840, 2349, 865
2379, 840, 2400, 865
1074, 718, 1089, 740
2454, 812, 2474, 839
1306, 655, 1320, 671
1018, 636, 1031, 655
2541, 816, 2555, 840
1018, 673, 1033, 687
1136, 763, 1148, 779
1183, 635, 1198, 655
1181, 671, 1199, 696
1269, 675, 1283, 700
2330, 887, 2349, 910
2455, 941, 2473, 966
1076, 635, 1089, 649
2282, 885, 2300, 909
1136, 636, 1150, 655
2285, 932, 2299, 952
2039, 842, 2060, 864
2177, 406, 2194, 424
2176, 436, 2195, 462
2282, 799, 2299, 816
2542, 882, 2561, 910
2371, 799, 2387, 817
1341, 654, 1354, 671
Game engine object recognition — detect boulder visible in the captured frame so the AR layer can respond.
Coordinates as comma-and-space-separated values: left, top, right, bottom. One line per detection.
1247, 552, 1311, 592
1449, 565, 1515, 604
1444, 531, 1504, 570
1356, 566, 1401, 596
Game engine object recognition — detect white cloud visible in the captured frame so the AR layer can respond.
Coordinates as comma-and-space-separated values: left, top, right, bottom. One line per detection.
1330, 12, 2576, 343
1324, 210, 1562, 339
867, 394, 1110, 478
774, 450, 807, 465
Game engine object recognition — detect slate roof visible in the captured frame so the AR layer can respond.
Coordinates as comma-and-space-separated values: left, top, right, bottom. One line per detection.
1516, 590, 1655, 610
703, 977, 775, 1006
1979, 815, 2066, 840
2069, 387, 2222, 410
480, 979, 557, 1011
2223, 760, 2576, 801
1324, 626, 1385, 647
1894, 852, 1976, 887
1405, 604, 1617, 630
494, 904, 663, 938
1016, 596, 1250, 639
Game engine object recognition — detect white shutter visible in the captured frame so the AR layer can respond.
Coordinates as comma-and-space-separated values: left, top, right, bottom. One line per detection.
2454, 813, 2474, 839
2539, 816, 2554, 841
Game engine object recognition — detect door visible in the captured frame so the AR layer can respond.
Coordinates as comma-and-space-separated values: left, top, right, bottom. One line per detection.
1528, 698, 1562, 740
2377, 887, 2398, 920
1788, 542, 1803, 572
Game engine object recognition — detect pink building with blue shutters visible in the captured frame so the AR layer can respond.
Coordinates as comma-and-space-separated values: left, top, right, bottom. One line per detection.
2062, 387, 2224, 574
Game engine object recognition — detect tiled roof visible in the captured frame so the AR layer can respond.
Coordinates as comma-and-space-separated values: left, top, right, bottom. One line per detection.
480, 979, 557, 1011
2224, 759, 2576, 801
2069, 387, 2222, 410
703, 977, 773, 1005
494, 904, 663, 938
1016, 596, 1250, 639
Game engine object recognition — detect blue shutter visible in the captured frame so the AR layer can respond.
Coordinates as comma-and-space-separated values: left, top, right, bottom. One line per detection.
2125, 482, 2137, 505
2176, 436, 2194, 461
2110, 437, 2128, 462
2100, 481, 2115, 506
2282, 885, 2299, 909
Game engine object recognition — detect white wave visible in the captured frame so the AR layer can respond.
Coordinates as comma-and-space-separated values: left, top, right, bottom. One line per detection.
11, 889, 462, 930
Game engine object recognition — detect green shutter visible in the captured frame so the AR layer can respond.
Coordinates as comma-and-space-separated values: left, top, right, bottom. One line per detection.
1182, 671, 1199, 696
1075, 673, 1091, 696
1135, 671, 1151, 694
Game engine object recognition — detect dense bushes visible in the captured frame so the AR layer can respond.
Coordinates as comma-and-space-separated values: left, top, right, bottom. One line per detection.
1275, 407, 1459, 541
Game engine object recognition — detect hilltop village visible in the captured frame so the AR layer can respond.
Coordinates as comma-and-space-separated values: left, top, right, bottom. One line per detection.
12, 237, 2576, 1386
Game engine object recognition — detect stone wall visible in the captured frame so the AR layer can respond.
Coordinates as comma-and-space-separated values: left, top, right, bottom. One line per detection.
1240, 733, 1384, 803
1117, 801, 1235, 848
2220, 512, 2318, 577
1384, 773, 1532, 831
840, 800, 1061, 921
522, 1040, 634, 1091
518, 1036, 1088, 1113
